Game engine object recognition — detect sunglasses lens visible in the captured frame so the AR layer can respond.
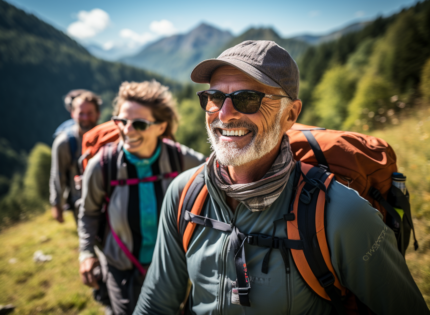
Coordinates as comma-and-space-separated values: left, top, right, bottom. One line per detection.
113, 118, 126, 126
199, 91, 225, 112
232, 91, 261, 114
132, 120, 148, 131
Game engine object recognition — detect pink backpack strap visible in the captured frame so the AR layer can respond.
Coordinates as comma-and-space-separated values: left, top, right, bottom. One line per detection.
104, 197, 148, 276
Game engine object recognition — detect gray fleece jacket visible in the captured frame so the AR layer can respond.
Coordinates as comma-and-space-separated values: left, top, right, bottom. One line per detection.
78, 141, 206, 270
133, 164, 429, 315
49, 125, 82, 209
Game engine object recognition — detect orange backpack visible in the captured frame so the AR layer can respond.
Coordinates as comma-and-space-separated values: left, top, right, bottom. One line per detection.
176, 124, 418, 314
80, 121, 119, 172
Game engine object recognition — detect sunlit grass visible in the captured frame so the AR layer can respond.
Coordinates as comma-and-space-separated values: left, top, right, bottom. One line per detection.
0, 210, 104, 314
370, 104, 430, 306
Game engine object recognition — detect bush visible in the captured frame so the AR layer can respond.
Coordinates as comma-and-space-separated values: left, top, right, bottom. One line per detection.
313, 66, 356, 129
420, 58, 430, 102
0, 143, 51, 228
343, 73, 393, 131
175, 98, 210, 156
23, 143, 51, 202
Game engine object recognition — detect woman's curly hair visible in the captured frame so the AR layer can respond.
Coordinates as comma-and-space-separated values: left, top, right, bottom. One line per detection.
113, 80, 178, 140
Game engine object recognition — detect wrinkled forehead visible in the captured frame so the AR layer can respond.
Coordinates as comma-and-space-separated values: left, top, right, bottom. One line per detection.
210, 66, 285, 95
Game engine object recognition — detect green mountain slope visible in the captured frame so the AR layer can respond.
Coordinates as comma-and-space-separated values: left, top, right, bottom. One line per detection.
297, 0, 430, 132
0, 0, 180, 153
121, 23, 233, 82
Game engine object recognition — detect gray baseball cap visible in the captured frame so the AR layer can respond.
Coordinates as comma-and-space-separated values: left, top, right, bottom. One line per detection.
191, 40, 299, 100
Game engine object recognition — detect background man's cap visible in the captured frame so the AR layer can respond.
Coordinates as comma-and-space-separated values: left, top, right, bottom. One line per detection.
191, 40, 299, 100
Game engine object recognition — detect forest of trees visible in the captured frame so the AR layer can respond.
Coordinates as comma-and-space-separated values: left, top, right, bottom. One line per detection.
297, 0, 430, 131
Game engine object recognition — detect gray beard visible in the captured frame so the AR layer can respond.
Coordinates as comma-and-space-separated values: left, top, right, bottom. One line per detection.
207, 110, 283, 167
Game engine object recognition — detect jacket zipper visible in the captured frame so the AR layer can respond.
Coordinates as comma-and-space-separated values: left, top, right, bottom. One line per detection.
218, 205, 240, 314
218, 234, 229, 315
286, 252, 292, 315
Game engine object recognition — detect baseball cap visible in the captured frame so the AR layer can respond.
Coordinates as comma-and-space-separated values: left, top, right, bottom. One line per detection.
191, 40, 299, 100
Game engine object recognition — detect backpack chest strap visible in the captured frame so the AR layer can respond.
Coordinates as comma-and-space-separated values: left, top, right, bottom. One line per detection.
183, 209, 302, 307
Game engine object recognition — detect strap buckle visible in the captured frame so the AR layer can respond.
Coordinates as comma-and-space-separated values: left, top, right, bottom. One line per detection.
318, 273, 335, 288
233, 286, 251, 296
247, 234, 280, 248
118, 179, 126, 186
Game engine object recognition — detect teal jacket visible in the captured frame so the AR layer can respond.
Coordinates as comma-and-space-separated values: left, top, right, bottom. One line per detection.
133, 164, 429, 315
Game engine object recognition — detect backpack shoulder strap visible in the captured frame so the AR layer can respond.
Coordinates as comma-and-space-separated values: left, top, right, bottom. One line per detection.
177, 164, 207, 252
100, 142, 119, 198
300, 129, 330, 170
66, 128, 78, 164
287, 162, 348, 314
164, 139, 183, 173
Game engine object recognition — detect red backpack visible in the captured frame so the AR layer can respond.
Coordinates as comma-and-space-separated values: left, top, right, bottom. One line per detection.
176, 124, 418, 314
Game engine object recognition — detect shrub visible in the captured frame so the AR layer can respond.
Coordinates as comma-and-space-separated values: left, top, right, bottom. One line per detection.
420, 58, 430, 102
23, 143, 51, 202
313, 66, 356, 129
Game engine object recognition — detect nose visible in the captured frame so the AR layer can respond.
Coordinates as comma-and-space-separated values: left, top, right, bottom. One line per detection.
218, 97, 242, 123
122, 121, 135, 134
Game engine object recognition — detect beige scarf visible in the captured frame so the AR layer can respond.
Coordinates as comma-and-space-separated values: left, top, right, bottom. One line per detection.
208, 135, 295, 212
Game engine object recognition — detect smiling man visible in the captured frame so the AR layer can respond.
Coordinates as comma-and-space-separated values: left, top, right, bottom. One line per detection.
133, 41, 429, 315
50, 90, 101, 224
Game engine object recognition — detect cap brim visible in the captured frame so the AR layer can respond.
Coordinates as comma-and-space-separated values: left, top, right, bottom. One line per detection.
191, 58, 281, 89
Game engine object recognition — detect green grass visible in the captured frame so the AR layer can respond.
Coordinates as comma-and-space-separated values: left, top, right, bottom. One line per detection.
369, 104, 430, 306
0, 210, 104, 315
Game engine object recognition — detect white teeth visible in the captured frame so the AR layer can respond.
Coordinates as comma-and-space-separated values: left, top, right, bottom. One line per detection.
221, 129, 249, 137
125, 137, 139, 143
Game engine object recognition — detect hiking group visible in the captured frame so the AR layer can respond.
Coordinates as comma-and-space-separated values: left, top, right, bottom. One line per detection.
49, 40, 430, 315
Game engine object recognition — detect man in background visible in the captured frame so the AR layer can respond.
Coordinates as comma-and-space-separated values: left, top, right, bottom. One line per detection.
50, 90, 101, 223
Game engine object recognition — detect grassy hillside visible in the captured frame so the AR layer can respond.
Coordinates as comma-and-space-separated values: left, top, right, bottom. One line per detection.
0, 210, 104, 314
371, 104, 430, 306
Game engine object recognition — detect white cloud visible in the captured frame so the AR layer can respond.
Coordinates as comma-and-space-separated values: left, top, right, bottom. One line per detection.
68, 8, 110, 39
103, 41, 114, 51
120, 28, 155, 45
355, 11, 365, 17
149, 19, 176, 36
117, 20, 176, 50
308, 10, 321, 18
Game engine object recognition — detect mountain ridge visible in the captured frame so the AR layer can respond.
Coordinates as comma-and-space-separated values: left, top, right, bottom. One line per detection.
119, 20, 369, 82
120, 22, 233, 81
0, 0, 180, 153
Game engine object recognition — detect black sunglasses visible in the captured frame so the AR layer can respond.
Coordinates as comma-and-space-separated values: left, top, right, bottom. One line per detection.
112, 116, 161, 131
196, 89, 291, 114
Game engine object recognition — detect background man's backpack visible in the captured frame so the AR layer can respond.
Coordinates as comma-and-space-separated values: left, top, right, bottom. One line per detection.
80, 121, 119, 173
176, 123, 418, 314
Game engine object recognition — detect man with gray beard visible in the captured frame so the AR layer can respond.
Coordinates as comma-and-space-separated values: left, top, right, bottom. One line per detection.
133, 41, 429, 315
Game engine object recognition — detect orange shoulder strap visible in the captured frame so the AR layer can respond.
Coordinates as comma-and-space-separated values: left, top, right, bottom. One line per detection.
177, 164, 208, 252
287, 162, 346, 301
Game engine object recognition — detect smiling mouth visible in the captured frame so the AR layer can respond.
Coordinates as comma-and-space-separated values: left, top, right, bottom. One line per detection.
218, 129, 251, 137
125, 136, 142, 144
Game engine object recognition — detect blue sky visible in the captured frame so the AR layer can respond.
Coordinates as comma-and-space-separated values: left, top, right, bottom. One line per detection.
6, 0, 422, 51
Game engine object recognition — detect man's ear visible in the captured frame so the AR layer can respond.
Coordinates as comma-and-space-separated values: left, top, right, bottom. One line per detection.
281, 99, 302, 132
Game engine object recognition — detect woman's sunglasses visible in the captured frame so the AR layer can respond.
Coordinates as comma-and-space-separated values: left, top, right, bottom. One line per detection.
112, 116, 161, 131
196, 89, 291, 114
